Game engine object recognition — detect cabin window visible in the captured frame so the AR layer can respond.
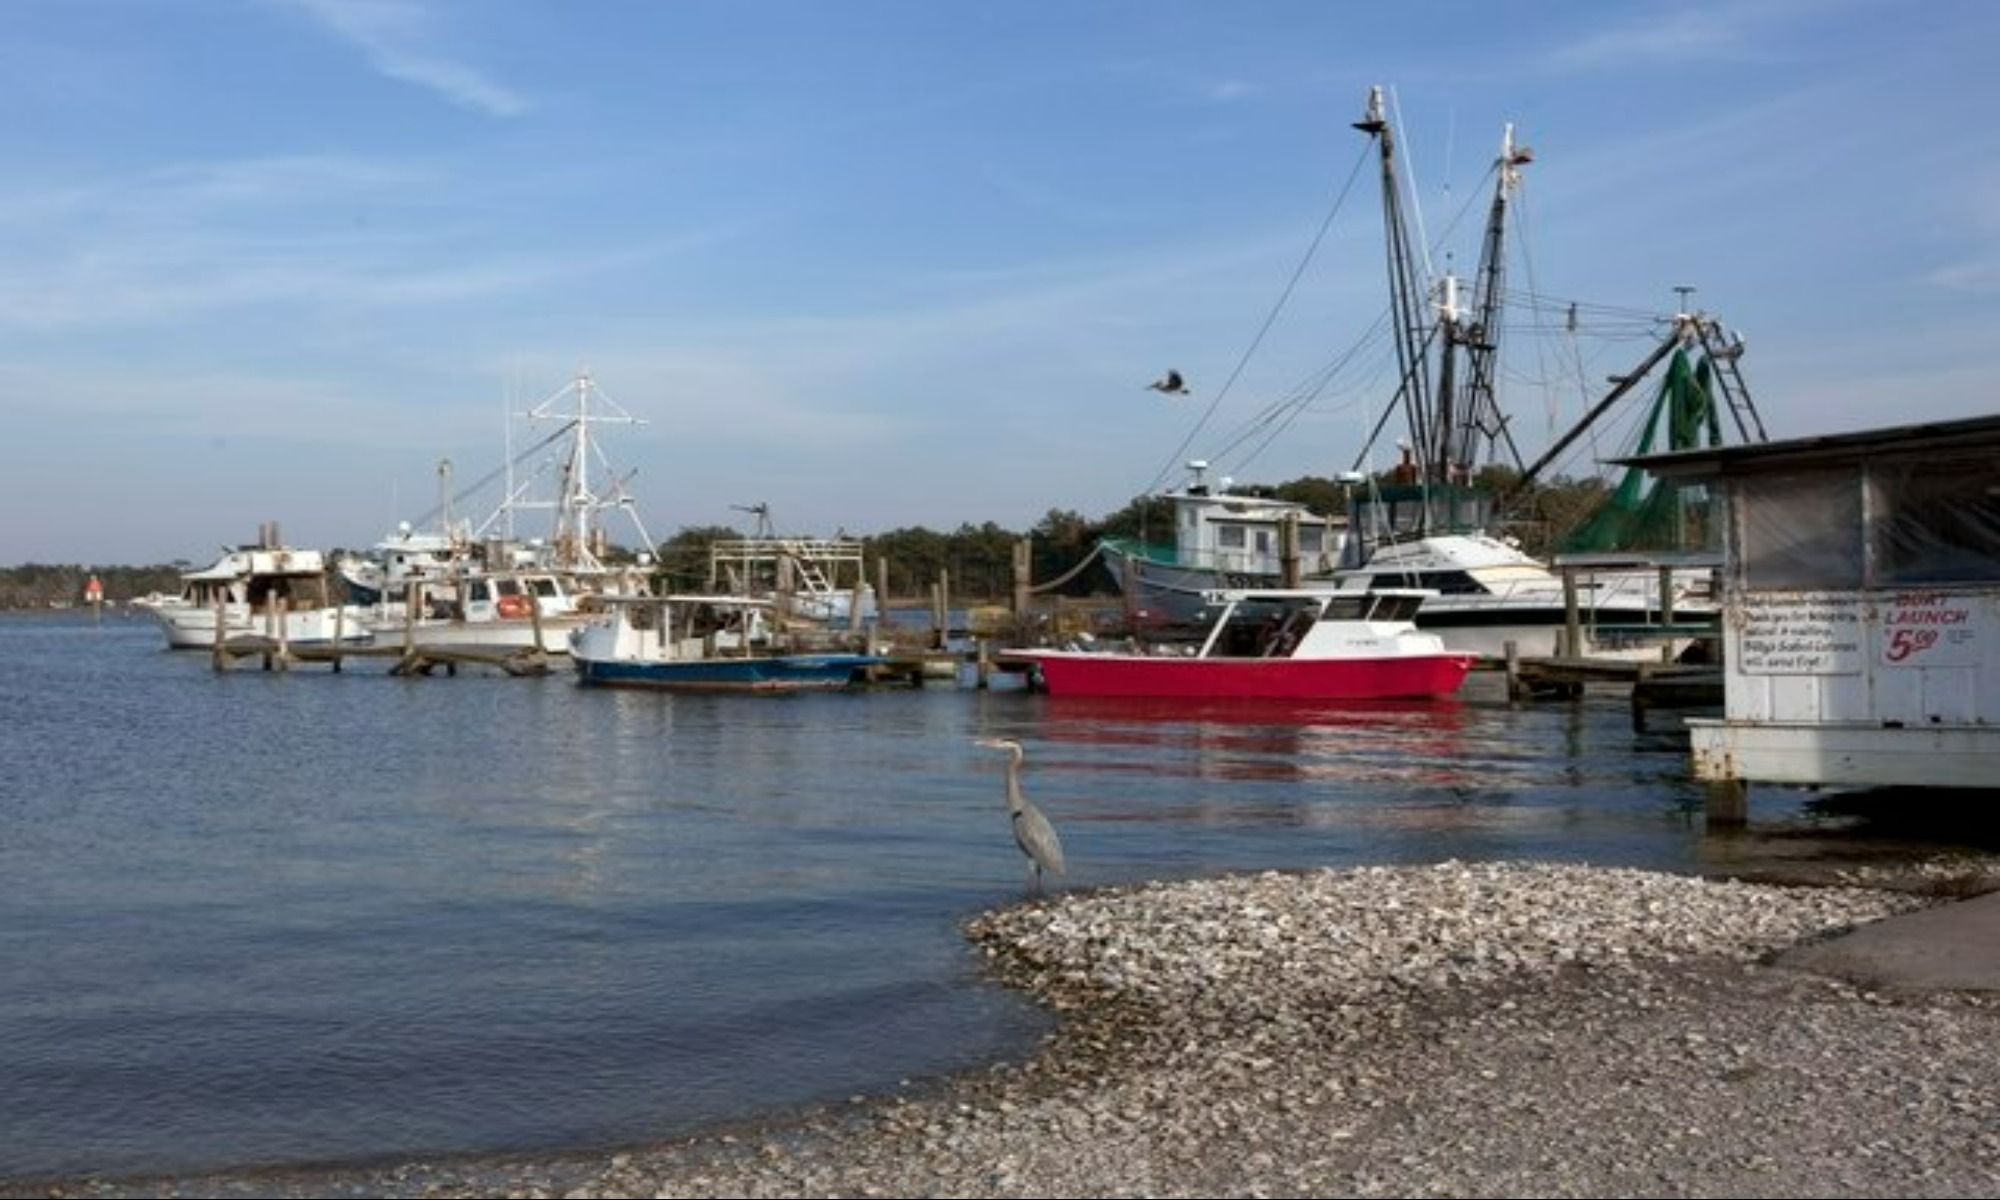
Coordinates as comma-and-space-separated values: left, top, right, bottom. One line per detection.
1255, 530, 1271, 554
1371, 595, 1424, 622
1737, 468, 1864, 590
1421, 570, 1482, 595
1299, 529, 1323, 553
494, 578, 523, 597
531, 577, 560, 597
1218, 527, 1246, 548
1324, 595, 1369, 620
1871, 454, 2000, 585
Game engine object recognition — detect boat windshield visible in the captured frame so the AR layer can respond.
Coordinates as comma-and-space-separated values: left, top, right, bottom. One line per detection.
1369, 594, 1425, 622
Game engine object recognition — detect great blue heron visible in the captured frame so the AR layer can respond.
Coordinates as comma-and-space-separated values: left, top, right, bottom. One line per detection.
974, 737, 1065, 893
1146, 369, 1190, 395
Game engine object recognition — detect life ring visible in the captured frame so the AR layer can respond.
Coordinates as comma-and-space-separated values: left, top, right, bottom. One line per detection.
495, 594, 532, 620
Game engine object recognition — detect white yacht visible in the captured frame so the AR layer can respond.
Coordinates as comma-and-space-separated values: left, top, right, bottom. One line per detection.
151, 526, 372, 651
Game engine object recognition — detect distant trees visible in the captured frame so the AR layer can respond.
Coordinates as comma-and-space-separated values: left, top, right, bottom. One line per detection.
0, 564, 184, 609
3, 469, 1626, 609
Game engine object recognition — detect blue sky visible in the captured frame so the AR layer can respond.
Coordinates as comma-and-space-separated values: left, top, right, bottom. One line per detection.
4, 0, 1996, 564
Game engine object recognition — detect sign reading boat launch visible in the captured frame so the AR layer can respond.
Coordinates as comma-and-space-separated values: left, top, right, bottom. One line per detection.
1880, 591, 1980, 667
1736, 593, 1864, 675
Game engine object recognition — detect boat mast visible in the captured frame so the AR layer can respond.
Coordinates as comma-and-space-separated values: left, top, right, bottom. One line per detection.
1351, 90, 1531, 493
522, 369, 652, 573
1353, 86, 1437, 481
1452, 122, 1532, 479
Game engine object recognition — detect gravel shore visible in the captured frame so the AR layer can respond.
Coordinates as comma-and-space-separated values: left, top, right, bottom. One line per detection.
27, 859, 2000, 1199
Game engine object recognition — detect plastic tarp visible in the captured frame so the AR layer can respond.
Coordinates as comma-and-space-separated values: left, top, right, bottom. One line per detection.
1737, 468, 1864, 589
1870, 455, 2000, 585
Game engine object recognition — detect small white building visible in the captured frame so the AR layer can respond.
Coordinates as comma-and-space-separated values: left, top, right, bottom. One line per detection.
1629, 414, 2000, 817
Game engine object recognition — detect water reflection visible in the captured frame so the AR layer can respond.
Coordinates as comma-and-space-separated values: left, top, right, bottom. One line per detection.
1030, 694, 1478, 787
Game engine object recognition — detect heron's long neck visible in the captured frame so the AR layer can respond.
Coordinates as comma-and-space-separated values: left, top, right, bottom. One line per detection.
1004, 750, 1024, 814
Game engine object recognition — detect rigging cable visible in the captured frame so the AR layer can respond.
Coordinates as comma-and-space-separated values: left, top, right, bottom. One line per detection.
1144, 139, 1374, 496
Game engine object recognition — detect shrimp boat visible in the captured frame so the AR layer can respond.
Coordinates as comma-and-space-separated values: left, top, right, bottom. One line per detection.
570, 595, 882, 692
351, 371, 658, 660
1001, 588, 1474, 700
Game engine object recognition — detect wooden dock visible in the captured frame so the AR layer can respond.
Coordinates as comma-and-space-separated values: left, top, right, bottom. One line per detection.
1495, 649, 1722, 730
211, 636, 554, 676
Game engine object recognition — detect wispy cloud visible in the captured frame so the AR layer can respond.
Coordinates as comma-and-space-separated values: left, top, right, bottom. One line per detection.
276, 0, 530, 117
1545, 7, 1762, 71
1210, 80, 1255, 102
1925, 258, 2000, 293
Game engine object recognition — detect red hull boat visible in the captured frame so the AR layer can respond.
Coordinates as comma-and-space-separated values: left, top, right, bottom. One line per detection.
1004, 589, 1474, 701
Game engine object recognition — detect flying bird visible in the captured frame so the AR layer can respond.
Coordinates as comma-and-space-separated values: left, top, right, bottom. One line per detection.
974, 737, 1066, 894
1146, 369, 1190, 396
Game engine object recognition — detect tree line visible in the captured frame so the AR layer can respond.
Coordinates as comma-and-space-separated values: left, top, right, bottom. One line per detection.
3, 469, 1613, 609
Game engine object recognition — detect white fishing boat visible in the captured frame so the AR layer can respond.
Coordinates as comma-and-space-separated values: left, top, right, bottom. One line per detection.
571, 595, 882, 692
150, 524, 372, 651
355, 371, 658, 660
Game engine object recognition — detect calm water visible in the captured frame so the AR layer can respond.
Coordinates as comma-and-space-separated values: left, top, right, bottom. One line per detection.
4, 611, 1723, 1181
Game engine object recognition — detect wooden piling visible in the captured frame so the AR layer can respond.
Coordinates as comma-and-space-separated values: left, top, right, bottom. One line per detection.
211, 590, 228, 672
262, 592, 277, 671
400, 580, 419, 674
1706, 779, 1749, 830
1012, 539, 1031, 623
1561, 566, 1582, 659
1503, 639, 1522, 700
1279, 514, 1301, 588
527, 580, 546, 659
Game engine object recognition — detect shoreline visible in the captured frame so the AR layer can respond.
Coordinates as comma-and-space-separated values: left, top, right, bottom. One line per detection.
19, 858, 2000, 1199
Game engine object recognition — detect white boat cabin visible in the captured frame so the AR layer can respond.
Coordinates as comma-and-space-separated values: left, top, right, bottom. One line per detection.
1630, 414, 2000, 798
1165, 462, 1343, 581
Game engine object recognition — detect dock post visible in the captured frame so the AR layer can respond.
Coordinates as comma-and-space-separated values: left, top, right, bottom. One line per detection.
332, 600, 345, 672
528, 581, 546, 664
1705, 779, 1749, 830
1659, 564, 1677, 662
274, 589, 290, 671
976, 638, 992, 689
262, 592, 277, 671
933, 568, 950, 650
211, 590, 228, 672
400, 580, 419, 674
1631, 660, 1654, 732
1279, 515, 1301, 588
1504, 640, 1522, 701
1561, 566, 1582, 659
1121, 553, 1139, 625
1012, 539, 1031, 625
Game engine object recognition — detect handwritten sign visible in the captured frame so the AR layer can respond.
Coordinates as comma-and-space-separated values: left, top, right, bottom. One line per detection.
1879, 592, 1980, 668
1737, 593, 1864, 675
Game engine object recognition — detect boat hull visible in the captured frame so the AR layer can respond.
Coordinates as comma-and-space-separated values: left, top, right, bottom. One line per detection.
574, 653, 879, 692
153, 604, 374, 651
1010, 650, 1474, 700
